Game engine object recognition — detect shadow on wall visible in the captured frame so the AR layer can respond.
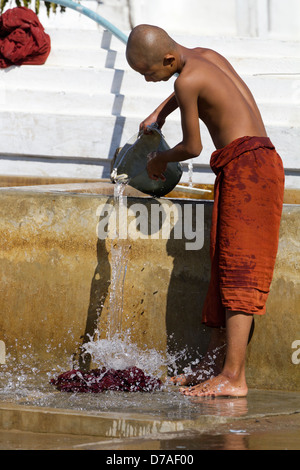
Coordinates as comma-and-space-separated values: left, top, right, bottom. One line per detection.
76, 235, 110, 371
77, 197, 212, 374
165, 202, 212, 373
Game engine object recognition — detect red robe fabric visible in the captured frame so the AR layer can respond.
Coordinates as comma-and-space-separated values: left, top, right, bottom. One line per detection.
51, 367, 162, 393
0, 7, 50, 68
202, 136, 285, 328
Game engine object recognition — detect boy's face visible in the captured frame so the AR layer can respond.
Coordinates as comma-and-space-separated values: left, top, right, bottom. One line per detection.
133, 61, 174, 82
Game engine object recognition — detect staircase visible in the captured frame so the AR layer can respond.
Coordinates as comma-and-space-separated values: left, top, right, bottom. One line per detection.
0, 7, 299, 188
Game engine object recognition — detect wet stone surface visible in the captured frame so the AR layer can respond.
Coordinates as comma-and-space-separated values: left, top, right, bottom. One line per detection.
0, 367, 299, 421
0, 366, 300, 450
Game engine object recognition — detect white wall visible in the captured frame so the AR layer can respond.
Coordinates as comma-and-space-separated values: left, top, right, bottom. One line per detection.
102, 0, 300, 40
268, 0, 300, 40
128, 0, 237, 36
33, 0, 300, 40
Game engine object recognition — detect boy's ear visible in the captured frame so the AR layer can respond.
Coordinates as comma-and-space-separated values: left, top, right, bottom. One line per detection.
163, 54, 175, 66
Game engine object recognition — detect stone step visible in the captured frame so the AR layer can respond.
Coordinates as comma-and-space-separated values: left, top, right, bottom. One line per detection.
1, 87, 298, 127
1, 64, 299, 104
0, 110, 297, 170
47, 28, 300, 60
119, 72, 300, 103
0, 65, 115, 94
46, 44, 300, 76
0, 152, 297, 188
46, 30, 300, 74
1, 88, 116, 116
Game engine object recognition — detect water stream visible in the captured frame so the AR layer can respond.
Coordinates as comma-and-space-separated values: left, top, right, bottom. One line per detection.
188, 161, 193, 187
78, 181, 184, 383
107, 181, 130, 339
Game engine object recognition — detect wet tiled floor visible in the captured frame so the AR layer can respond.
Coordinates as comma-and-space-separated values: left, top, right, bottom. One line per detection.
0, 386, 299, 450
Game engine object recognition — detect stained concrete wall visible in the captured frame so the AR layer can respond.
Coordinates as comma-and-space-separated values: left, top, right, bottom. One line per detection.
0, 184, 299, 391
246, 205, 300, 391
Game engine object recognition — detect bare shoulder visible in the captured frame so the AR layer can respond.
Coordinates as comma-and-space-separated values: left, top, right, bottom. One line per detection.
196, 47, 232, 66
174, 75, 199, 105
175, 57, 206, 90
197, 47, 241, 80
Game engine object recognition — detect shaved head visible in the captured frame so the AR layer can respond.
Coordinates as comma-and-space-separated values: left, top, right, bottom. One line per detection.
126, 24, 177, 70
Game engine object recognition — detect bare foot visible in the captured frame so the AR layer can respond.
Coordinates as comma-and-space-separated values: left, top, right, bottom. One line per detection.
179, 372, 248, 398
170, 343, 226, 386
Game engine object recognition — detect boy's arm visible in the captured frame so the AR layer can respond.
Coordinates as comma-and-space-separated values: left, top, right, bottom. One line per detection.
140, 93, 178, 133
147, 76, 202, 180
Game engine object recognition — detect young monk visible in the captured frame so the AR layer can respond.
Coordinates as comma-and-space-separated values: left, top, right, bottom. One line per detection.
126, 25, 285, 397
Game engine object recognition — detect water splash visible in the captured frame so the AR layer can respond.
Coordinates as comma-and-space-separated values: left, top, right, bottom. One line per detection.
81, 331, 185, 380
178, 343, 227, 382
76, 180, 176, 384
188, 161, 193, 188
82, 179, 190, 382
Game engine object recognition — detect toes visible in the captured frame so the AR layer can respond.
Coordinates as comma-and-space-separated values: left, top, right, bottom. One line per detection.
179, 383, 212, 397
169, 374, 190, 386
172, 375, 187, 386
180, 386, 200, 396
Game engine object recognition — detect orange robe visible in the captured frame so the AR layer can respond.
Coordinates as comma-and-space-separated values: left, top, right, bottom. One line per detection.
202, 136, 285, 328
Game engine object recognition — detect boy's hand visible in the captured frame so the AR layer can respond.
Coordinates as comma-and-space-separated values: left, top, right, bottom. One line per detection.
139, 118, 156, 134
139, 115, 165, 134
147, 152, 167, 181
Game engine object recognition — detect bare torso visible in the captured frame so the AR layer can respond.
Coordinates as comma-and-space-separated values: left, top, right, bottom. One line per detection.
177, 48, 267, 149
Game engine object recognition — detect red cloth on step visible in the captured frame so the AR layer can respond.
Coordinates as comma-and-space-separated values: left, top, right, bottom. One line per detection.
0, 7, 50, 68
202, 136, 285, 328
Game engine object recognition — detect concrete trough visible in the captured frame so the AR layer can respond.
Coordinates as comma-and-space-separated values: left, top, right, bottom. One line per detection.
0, 180, 299, 392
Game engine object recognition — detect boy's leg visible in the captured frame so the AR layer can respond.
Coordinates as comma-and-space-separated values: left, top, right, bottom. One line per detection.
180, 310, 253, 397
